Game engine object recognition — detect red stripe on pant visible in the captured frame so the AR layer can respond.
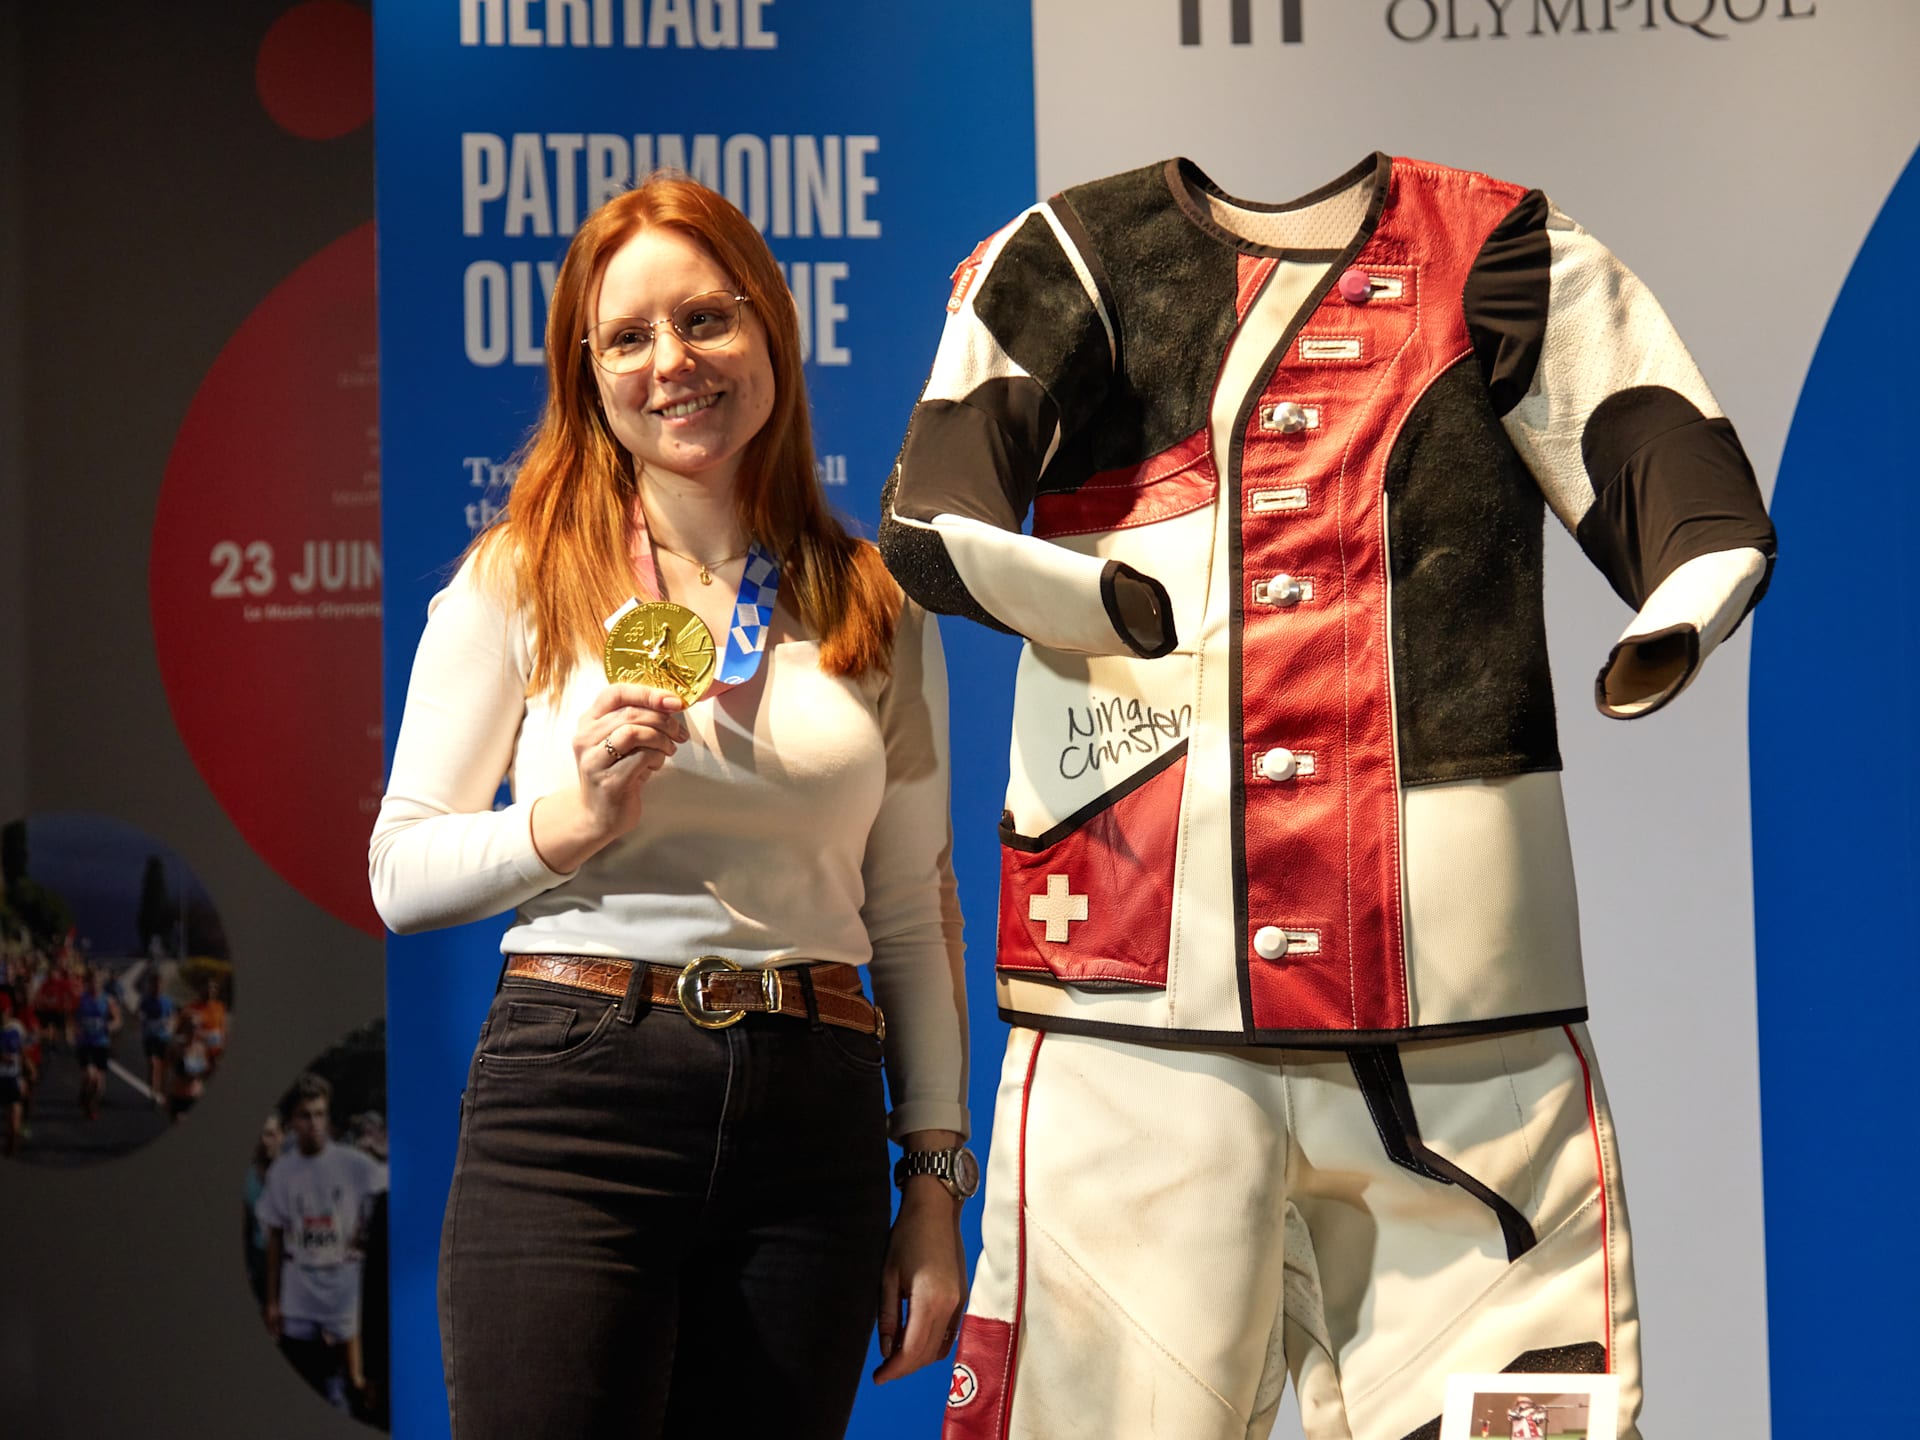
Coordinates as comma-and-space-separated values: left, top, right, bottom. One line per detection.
943, 1317, 1014, 1438
943, 1034, 1045, 1439
1564, 1024, 1612, 1374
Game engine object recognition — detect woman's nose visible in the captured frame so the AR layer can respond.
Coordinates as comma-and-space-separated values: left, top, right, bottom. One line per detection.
652, 326, 696, 376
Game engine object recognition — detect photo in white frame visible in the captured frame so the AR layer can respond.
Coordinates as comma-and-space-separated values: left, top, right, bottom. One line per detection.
1439, 1374, 1620, 1440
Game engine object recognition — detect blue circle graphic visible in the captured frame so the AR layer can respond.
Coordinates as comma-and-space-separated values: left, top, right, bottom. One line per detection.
1753, 140, 1920, 1420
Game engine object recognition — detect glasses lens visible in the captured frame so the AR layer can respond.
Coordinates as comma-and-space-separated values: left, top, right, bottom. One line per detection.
593, 319, 656, 373
672, 292, 742, 349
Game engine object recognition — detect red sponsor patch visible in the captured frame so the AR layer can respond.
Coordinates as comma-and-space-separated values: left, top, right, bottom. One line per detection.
947, 232, 998, 313
942, 1317, 1014, 1439
948, 263, 981, 313
947, 1361, 979, 1408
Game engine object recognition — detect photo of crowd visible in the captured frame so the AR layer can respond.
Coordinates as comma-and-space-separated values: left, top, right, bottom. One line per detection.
0, 814, 234, 1166
245, 1019, 389, 1430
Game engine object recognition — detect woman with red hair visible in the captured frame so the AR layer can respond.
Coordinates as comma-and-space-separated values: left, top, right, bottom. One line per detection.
372, 176, 971, 1438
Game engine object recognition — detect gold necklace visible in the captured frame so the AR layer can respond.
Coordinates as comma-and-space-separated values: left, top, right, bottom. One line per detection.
651, 537, 749, 586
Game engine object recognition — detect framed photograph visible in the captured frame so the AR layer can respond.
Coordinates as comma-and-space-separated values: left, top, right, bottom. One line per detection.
1438, 1374, 1620, 1440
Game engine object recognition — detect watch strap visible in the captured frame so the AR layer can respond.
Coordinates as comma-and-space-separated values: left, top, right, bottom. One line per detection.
893, 1145, 977, 1198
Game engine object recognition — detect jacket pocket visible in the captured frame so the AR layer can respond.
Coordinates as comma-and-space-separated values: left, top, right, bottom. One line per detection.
996, 745, 1186, 991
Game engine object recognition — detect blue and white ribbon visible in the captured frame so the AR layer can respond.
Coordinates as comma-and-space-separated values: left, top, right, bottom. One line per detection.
715, 542, 780, 687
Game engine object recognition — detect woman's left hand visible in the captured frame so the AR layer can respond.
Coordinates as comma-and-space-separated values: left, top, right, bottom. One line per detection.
873, 1179, 967, 1383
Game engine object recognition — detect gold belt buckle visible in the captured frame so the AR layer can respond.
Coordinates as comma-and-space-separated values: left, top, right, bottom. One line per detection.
675, 955, 782, 1030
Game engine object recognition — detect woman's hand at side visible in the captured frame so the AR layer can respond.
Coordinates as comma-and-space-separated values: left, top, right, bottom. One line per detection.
530, 684, 688, 873
874, 1139, 968, 1383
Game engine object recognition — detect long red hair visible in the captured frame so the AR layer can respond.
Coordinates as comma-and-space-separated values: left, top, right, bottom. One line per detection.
469, 174, 898, 699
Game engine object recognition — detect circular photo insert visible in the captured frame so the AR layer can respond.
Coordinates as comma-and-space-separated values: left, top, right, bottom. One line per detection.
1, 812, 233, 1166
245, 1019, 389, 1430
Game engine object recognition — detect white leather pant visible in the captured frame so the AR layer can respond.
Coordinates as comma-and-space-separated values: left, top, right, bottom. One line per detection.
942, 1024, 1639, 1440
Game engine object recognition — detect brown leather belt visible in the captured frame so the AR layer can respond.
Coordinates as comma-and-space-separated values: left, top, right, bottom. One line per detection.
503, 953, 885, 1038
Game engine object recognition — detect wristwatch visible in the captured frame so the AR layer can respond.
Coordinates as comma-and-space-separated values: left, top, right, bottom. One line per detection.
893, 1144, 980, 1200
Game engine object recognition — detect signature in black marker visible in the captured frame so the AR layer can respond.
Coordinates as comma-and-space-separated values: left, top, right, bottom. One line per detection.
1059, 695, 1191, 780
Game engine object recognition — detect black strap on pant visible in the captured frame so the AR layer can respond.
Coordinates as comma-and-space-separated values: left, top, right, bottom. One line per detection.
1346, 1044, 1538, 1264
617, 960, 651, 1025
794, 965, 823, 1029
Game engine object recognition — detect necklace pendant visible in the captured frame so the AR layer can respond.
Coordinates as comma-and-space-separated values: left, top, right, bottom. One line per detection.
698, 566, 713, 585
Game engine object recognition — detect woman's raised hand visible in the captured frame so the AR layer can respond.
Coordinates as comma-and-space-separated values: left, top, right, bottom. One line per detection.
530, 684, 689, 872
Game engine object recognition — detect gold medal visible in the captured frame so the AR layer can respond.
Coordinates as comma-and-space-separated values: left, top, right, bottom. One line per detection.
603, 601, 717, 703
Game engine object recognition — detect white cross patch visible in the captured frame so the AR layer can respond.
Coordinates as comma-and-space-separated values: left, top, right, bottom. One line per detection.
1029, 874, 1088, 943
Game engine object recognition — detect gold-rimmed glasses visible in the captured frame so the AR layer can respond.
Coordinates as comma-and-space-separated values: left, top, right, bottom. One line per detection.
582, 291, 751, 374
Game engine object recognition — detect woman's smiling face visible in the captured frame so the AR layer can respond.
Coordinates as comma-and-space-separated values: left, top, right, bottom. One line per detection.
588, 225, 776, 494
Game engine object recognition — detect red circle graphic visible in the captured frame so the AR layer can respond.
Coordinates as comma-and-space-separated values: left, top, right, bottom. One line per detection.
255, 1, 373, 141
149, 223, 382, 936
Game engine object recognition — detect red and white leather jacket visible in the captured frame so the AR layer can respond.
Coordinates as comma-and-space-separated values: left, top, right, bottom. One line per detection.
881, 154, 1775, 1045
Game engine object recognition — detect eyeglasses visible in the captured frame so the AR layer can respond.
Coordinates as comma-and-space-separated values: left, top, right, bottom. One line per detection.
582, 291, 751, 374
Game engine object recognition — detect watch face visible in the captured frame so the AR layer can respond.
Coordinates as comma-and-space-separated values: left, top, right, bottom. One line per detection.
954, 1147, 981, 1197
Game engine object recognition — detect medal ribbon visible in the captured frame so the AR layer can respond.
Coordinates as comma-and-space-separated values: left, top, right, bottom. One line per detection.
624, 512, 781, 696
715, 542, 780, 687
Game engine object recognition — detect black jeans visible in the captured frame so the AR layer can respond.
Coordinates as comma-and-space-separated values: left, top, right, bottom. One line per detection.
439, 968, 893, 1439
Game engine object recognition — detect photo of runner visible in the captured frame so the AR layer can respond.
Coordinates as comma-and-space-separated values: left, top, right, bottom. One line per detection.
0, 813, 233, 1166
246, 1019, 389, 1430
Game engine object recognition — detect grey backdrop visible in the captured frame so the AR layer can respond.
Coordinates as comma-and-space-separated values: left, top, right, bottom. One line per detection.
0, 4, 381, 1437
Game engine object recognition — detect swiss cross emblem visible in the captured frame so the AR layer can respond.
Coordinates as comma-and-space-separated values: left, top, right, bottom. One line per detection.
1028, 873, 1089, 943
947, 1362, 979, 1408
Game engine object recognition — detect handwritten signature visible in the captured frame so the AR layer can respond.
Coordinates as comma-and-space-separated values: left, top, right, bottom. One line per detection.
1059, 695, 1191, 780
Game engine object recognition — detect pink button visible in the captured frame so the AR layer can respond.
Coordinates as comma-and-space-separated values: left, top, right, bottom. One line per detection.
1338, 267, 1375, 304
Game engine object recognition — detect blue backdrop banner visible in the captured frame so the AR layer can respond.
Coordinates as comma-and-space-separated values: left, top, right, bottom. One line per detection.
374, 5, 1035, 1434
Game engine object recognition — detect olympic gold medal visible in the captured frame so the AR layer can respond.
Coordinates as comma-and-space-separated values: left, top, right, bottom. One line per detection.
603, 601, 717, 703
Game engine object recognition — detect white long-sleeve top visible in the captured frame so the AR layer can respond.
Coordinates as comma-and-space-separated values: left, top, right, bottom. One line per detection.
370, 554, 969, 1139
